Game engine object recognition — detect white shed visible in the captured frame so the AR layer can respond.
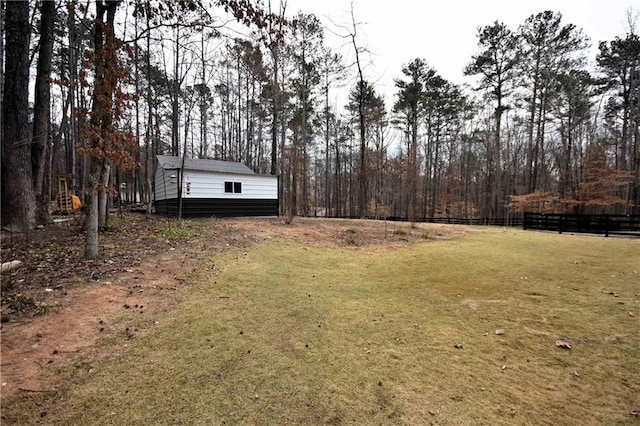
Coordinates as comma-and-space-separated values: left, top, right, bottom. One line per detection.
154, 155, 278, 217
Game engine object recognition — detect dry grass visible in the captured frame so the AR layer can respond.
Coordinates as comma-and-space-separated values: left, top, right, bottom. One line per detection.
3, 229, 639, 425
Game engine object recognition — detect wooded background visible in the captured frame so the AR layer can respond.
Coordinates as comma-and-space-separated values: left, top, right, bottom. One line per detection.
2, 1, 639, 236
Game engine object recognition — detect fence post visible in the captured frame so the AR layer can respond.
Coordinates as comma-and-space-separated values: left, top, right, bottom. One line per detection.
559, 214, 563, 234
605, 214, 609, 237
523, 212, 528, 230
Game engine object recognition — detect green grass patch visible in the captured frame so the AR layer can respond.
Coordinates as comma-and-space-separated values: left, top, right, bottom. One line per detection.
157, 220, 201, 240
5, 231, 639, 424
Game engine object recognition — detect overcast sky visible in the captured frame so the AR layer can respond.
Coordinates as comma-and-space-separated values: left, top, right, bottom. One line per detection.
283, 0, 638, 104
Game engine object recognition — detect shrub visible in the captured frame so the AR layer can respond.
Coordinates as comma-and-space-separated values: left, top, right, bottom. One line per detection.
344, 227, 359, 245
422, 229, 434, 240
394, 226, 408, 236
282, 209, 294, 225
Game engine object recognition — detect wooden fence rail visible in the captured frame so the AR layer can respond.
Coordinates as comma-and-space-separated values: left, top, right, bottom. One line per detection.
334, 216, 524, 227
523, 212, 640, 237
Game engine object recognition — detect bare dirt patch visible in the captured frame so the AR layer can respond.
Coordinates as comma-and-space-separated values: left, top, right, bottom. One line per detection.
1, 214, 477, 401
230, 216, 478, 247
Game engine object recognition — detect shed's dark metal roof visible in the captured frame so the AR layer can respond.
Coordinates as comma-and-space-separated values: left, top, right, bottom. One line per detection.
156, 155, 255, 175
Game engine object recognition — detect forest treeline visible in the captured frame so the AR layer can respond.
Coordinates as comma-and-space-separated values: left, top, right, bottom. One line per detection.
2, 1, 639, 246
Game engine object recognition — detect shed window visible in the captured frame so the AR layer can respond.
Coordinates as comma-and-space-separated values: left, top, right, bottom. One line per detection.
224, 181, 242, 194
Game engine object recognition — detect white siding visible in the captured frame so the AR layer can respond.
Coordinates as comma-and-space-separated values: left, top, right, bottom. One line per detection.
182, 171, 277, 199
154, 165, 179, 201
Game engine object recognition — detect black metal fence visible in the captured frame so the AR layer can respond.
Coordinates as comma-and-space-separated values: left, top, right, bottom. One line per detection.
523, 212, 640, 237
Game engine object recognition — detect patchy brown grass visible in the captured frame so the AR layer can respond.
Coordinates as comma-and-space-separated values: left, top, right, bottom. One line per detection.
1, 217, 638, 424
226, 216, 477, 248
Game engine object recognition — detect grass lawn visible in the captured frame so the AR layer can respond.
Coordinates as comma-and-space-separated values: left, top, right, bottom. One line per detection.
4, 228, 639, 424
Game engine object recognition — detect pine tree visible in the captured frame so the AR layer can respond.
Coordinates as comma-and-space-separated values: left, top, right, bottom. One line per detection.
465, 21, 519, 218
597, 33, 640, 212
518, 11, 588, 193
393, 59, 433, 220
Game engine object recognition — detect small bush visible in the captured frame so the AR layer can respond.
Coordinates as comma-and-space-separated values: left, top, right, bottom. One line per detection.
36, 305, 50, 316
9, 295, 37, 313
282, 210, 294, 225
394, 226, 408, 236
422, 230, 434, 240
344, 227, 359, 245
7, 295, 50, 316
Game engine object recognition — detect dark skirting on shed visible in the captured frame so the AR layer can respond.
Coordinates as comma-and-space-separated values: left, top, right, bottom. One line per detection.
155, 198, 278, 217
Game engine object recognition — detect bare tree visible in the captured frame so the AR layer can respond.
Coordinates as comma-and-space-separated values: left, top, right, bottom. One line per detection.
341, 4, 368, 218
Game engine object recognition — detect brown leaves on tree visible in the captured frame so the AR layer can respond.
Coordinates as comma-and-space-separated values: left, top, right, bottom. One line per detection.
508, 142, 633, 214
75, 3, 139, 175
577, 143, 634, 207
507, 190, 578, 214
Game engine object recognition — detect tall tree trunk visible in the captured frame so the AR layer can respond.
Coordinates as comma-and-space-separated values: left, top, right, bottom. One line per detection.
324, 86, 330, 216
171, 24, 180, 156
133, 12, 141, 204
493, 88, 504, 219
334, 127, 341, 216
266, 0, 286, 176
199, 28, 208, 159
409, 120, 418, 222
98, 162, 111, 228
145, 11, 154, 216
67, 4, 78, 192
85, 0, 118, 258
270, 48, 279, 176
85, 166, 100, 257
430, 132, 441, 221
357, 82, 367, 219
1, 0, 36, 232
32, 0, 56, 225
345, 7, 368, 218
526, 65, 540, 193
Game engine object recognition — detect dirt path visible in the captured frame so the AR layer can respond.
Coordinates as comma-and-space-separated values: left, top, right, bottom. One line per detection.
0, 248, 194, 399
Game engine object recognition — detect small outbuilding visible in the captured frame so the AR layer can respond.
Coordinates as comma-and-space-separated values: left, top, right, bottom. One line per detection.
154, 155, 278, 217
